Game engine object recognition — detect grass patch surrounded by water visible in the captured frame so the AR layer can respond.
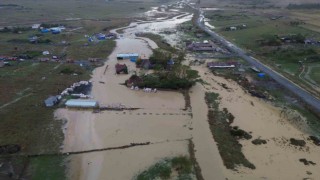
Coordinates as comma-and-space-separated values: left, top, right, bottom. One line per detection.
205, 92, 255, 170
135, 156, 195, 180
136, 33, 177, 53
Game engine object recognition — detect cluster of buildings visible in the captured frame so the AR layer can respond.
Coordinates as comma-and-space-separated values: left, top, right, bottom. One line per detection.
87, 33, 117, 42
0, 56, 17, 67
32, 24, 65, 34
187, 40, 228, 54
44, 80, 92, 107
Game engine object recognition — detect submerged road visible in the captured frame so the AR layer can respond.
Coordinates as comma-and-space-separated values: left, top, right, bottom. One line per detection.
195, 9, 320, 114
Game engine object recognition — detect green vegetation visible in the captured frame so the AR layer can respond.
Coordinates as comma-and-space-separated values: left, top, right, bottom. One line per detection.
131, 47, 199, 90
135, 156, 194, 180
309, 66, 320, 85
205, 92, 255, 170
0, 62, 90, 152
60, 65, 84, 75
29, 156, 66, 180
188, 140, 204, 180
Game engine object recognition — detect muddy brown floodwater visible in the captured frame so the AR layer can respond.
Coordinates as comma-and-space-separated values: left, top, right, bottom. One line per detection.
54, 2, 320, 179
54, 8, 204, 180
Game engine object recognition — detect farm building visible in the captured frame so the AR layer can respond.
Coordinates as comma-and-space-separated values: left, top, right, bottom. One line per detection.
117, 53, 139, 62
44, 96, 60, 107
65, 99, 99, 108
187, 41, 216, 51
106, 33, 117, 39
115, 63, 128, 74
126, 75, 143, 87
207, 61, 239, 68
32, 24, 41, 29
137, 59, 153, 69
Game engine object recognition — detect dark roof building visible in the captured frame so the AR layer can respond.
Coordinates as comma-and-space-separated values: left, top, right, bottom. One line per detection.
115, 63, 128, 74
44, 96, 59, 107
187, 41, 216, 51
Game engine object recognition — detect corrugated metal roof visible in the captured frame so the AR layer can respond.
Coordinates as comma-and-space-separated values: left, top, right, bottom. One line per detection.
117, 53, 139, 58
65, 99, 98, 108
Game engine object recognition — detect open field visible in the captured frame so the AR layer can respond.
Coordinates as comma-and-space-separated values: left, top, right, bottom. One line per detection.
204, 8, 320, 97
0, 61, 93, 179
0, 0, 173, 26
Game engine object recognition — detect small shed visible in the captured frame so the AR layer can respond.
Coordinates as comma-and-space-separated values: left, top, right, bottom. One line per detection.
44, 96, 59, 107
96, 33, 106, 40
41, 29, 50, 33
65, 99, 99, 108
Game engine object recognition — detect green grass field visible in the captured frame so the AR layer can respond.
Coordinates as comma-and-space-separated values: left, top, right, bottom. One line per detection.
309, 66, 320, 85
0, 0, 170, 26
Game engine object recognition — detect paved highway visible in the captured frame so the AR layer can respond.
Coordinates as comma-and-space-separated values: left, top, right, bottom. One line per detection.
195, 9, 320, 114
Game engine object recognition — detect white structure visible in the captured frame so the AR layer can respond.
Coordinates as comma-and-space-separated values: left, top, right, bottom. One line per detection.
32, 24, 41, 29
65, 99, 99, 108
42, 51, 50, 55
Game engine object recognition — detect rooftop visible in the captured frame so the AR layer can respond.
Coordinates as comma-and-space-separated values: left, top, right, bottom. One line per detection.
65, 99, 98, 108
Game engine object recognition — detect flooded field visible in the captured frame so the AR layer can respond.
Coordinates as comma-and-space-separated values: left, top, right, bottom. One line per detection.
55, 1, 320, 179
55, 5, 199, 179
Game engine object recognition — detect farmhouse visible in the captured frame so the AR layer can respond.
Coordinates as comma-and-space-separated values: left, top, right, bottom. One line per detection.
115, 63, 128, 74
65, 99, 99, 108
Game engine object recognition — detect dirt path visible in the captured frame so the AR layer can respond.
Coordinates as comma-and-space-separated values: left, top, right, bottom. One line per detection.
0, 93, 32, 110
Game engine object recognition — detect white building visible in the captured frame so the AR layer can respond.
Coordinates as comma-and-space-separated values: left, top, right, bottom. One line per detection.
65, 99, 99, 108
